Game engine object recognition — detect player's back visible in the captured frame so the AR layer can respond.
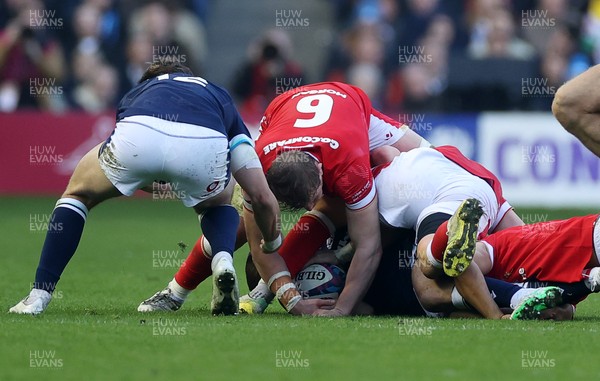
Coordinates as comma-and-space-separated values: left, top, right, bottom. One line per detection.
117, 73, 240, 138
256, 82, 374, 205
256, 82, 374, 200
260, 82, 371, 141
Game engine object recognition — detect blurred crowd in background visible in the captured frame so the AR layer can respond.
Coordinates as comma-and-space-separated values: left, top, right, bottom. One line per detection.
1, 0, 598, 119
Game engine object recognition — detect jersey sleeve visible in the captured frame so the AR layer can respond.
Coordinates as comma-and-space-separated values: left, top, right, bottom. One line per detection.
333, 156, 376, 210
371, 108, 408, 131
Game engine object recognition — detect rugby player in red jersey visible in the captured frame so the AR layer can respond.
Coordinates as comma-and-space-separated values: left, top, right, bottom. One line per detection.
473, 214, 600, 318
139, 82, 430, 316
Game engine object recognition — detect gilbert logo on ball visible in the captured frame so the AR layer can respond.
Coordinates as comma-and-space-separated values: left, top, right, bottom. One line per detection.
295, 263, 346, 299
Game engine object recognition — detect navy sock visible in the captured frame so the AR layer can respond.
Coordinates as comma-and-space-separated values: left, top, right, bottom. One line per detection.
34, 198, 88, 293
484, 277, 523, 308
199, 205, 239, 256
524, 281, 592, 304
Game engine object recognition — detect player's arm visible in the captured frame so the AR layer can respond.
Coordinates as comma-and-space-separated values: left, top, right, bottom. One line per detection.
235, 167, 319, 314
242, 206, 335, 315
315, 197, 382, 316
370, 109, 432, 151
231, 162, 279, 244
227, 121, 280, 243
552, 64, 600, 157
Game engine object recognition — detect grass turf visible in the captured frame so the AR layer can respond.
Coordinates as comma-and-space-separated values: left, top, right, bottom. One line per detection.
1, 196, 599, 381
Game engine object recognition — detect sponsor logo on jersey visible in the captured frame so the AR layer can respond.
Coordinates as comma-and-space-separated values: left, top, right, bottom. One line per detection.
262, 136, 340, 155
349, 180, 372, 204
290, 88, 347, 99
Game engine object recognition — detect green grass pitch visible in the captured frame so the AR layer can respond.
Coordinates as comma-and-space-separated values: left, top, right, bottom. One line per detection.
1, 196, 599, 381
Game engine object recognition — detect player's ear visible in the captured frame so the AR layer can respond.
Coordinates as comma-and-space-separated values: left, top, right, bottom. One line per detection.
316, 162, 323, 176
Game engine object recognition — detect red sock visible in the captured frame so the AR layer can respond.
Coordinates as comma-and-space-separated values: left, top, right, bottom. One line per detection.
174, 236, 213, 290
280, 214, 332, 278
429, 221, 449, 263
174, 221, 249, 290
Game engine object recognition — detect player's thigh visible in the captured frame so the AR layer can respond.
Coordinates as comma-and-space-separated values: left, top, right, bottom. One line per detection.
418, 199, 496, 238
64, 143, 122, 208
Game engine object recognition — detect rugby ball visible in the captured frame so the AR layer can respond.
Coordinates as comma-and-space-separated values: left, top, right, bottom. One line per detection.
295, 263, 346, 299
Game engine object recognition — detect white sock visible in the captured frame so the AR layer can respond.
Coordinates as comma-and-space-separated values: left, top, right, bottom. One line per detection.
249, 279, 274, 301
510, 288, 535, 309
168, 278, 190, 302
211, 251, 233, 272
451, 287, 469, 310
426, 242, 443, 268
583, 267, 600, 292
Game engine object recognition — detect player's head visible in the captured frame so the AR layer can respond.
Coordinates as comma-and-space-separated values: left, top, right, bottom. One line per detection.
138, 61, 193, 83
266, 150, 323, 210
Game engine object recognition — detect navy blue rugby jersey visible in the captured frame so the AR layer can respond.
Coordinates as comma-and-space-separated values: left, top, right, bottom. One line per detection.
117, 73, 250, 141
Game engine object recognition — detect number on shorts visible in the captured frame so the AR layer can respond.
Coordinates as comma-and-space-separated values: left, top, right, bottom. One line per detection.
293, 94, 333, 128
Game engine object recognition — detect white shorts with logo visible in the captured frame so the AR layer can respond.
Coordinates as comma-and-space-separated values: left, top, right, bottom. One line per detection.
375, 148, 506, 237
99, 115, 230, 207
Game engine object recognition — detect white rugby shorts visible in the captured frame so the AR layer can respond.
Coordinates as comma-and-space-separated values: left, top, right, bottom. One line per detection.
99, 115, 230, 207
375, 148, 508, 237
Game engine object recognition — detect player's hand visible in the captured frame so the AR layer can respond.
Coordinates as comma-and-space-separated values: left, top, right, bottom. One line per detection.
289, 298, 335, 315
312, 307, 348, 317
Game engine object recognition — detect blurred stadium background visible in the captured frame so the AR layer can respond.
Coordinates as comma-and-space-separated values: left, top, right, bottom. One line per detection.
0, 0, 599, 209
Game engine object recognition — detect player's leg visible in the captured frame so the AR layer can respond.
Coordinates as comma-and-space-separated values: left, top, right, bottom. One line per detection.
158, 129, 242, 316
245, 251, 261, 290
138, 184, 248, 312
453, 261, 506, 319
416, 165, 503, 279
413, 265, 564, 319
191, 181, 241, 315
552, 64, 600, 157
416, 211, 480, 280
10, 143, 122, 314
411, 266, 455, 314
138, 219, 248, 312
414, 203, 559, 319
416, 199, 488, 280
